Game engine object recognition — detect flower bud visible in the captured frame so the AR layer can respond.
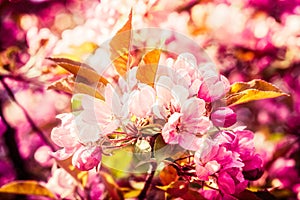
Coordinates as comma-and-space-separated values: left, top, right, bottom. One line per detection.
72, 146, 102, 171
211, 107, 237, 128
242, 167, 264, 181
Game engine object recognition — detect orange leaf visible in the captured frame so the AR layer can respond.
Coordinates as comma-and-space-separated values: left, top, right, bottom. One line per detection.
159, 165, 179, 185
56, 157, 88, 187
47, 76, 74, 94
48, 57, 109, 85
48, 76, 104, 100
109, 10, 132, 76
0, 180, 55, 199
226, 79, 289, 106
157, 180, 189, 198
136, 49, 161, 87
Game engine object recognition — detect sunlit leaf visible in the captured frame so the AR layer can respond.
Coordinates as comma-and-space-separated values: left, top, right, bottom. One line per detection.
123, 189, 141, 199
47, 57, 109, 85
47, 76, 74, 94
159, 165, 179, 185
226, 79, 289, 106
109, 9, 132, 76
136, 49, 161, 87
0, 180, 55, 199
48, 76, 104, 100
74, 82, 104, 100
56, 157, 88, 187
99, 171, 124, 200
157, 180, 189, 198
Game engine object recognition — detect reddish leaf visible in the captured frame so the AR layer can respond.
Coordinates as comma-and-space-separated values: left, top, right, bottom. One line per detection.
99, 171, 124, 200
181, 189, 207, 200
235, 190, 262, 200
48, 57, 108, 85
109, 10, 132, 76
136, 49, 161, 87
226, 79, 289, 106
0, 180, 55, 199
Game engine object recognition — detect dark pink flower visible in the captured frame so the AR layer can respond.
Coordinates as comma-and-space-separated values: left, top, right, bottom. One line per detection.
211, 107, 237, 128
72, 146, 102, 171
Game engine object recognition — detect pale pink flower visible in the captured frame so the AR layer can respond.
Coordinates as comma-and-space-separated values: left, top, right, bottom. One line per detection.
50, 113, 81, 160
80, 87, 122, 135
129, 84, 156, 118
161, 97, 211, 150
45, 167, 77, 199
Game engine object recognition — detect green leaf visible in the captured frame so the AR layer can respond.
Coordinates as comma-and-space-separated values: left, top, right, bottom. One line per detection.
154, 134, 184, 162
226, 79, 289, 106
102, 146, 133, 178
109, 10, 132, 76
136, 49, 161, 87
0, 180, 55, 199
99, 171, 124, 200
48, 57, 109, 85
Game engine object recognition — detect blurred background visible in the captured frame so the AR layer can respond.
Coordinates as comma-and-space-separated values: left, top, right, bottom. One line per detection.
0, 0, 299, 199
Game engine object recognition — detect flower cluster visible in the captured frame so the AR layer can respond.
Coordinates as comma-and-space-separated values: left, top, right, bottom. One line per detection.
50, 50, 263, 198
196, 129, 263, 199
0, 0, 298, 200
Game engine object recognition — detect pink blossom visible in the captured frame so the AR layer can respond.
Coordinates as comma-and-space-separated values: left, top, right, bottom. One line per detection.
129, 84, 156, 118
45, 167, 77, 199
80, 87, 122, 136
162, 97, 211, 150
197, 74, 230, 102
50, 113, 80, 160
72, 146, 102, 171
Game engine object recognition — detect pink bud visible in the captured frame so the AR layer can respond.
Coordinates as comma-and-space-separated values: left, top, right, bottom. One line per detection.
72, 146, 101, 171
211, 107, 237, 128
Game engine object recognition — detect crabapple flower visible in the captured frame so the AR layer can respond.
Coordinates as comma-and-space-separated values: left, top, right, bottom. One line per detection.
162, 97, 211, 150
129, 84, 156, 118
197, 74, 230, 102
46, 167, 77, 199
50, 113, 81, 160
72, 146, 102, 171
211, 107, 237, 128
79, 83, 129, 138
195, 128, 262, 197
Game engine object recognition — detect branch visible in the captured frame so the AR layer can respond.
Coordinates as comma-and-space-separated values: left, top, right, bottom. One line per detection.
0, 77, 55, 151
0, 100, 33, 181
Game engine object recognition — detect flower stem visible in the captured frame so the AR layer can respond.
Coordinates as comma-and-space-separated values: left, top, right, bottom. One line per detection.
138, 162, 157, 200
138, 134, 159, 200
